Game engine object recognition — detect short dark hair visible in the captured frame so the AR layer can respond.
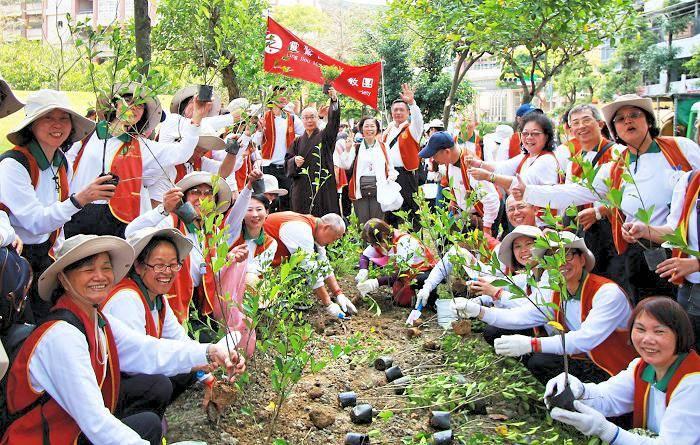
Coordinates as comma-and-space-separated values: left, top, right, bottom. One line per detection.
358, 116, 382, 134
609, 107, 660, 141
629, 297, 695, 355
136, 236, 181, 266
361, 218, 393, 246
519, 113, 556, 152
251, 193, 271, 211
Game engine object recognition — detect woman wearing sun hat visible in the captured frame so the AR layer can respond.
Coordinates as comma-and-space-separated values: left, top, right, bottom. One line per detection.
0, 89, 118, 321
1, 234, 245, 445
64, 82, 210, 239
0, 76, 24, 118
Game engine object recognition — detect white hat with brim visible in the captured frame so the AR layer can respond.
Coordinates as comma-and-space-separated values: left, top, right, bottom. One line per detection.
0, 77, 24, 118
6, 89, 95, 146
227, 97, 250, 115
262, 174, 288, 196
176, 171, 232, 211
601, 94, 654, 133
170, 86, 221, 117
497, 225, 543, 270
38, 235, 134, 301
494, 125, 514, 144
98, 82, 163, 135
127, 227, 194, 265
531, 230, 595, 272
427, 118, 445, 130
197, 126, 226, 151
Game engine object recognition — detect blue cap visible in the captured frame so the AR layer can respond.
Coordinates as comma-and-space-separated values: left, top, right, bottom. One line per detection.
515, 103, 537, 117
418, 131, 454, 158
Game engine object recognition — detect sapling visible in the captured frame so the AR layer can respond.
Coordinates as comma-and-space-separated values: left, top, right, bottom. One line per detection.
319, 64, 343, 94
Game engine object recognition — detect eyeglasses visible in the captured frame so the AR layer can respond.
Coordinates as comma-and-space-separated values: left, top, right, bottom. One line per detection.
145, 262, 183, 273
506, 203, 531, 213
520, 131, 544, 138
568, 116, 596, 128
187, 188, 213, 197
612, 111, 643, 124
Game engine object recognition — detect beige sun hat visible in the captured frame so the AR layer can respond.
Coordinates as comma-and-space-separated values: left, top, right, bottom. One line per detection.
531, 230, 595, 272
127, 227, 194, 264
601, 94, 654, 131
6, 90, 95, 146
262, 174, 288, 196
0, 77, 24, 118
197, 125, 226, 151
426, 118, 445, 130
227, 97, 250, 115
170, 85, 221, 117
38, 235, 134, 301
176, 171, 232, 211
97, 82, 163, 135
497, 225, 543, 270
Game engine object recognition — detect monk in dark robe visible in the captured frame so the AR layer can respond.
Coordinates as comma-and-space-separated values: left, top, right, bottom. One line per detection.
285, 88, 341, 216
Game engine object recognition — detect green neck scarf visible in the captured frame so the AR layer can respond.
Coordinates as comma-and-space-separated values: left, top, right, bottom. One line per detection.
641, 353, 688, 392
28, 140, 64, 170
130, 273, 164, 311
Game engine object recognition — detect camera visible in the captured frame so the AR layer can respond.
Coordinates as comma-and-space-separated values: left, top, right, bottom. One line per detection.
98, 172, 120, 187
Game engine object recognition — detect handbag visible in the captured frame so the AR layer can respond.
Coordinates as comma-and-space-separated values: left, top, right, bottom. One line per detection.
359, 176, 378, 198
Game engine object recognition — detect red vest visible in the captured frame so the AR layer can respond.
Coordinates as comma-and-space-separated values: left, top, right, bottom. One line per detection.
348, 141, 390, 201
382, 123, 421, 171
174, 152, 213, 184
610, 137, 692, 255
235, 152, 253, 191
508, 132, 522, 159
392, 232, 437, 273
261, 110, 296, 160
669, 170, 700, 284
569, 138, 615, 179
73, 135, 143, 223
0, 145, 69, 256
551, 273, 638, 376
2, 297, 120, 445
264, 212, 318, 266
632, 350, 700, 429
103, 277, 167, 338
232, 231, 275, 259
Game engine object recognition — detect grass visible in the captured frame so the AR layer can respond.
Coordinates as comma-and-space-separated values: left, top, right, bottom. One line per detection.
0, 90, 173, 152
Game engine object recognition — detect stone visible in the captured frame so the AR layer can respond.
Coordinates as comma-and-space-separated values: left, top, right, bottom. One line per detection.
309, 407, 336, 429
423, 340, 439, 351
308, 387, 324, 400
406, 327, 422, 338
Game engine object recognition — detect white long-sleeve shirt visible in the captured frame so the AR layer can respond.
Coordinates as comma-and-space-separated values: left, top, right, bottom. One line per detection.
277, 220, 333, 289
251, 113, 304, 166
383, 103, 424, 168
446, 160, 500, 228
665, 170, 700, 284
27, 316, 208, 445
335, 140, 396, 199
0, 210, 17, 247
580, 358, 700, 445
493, 151, 562, 189
524, 138, 700, 228
481, 280, 631, 355
159, 113, 234, 145
0, 156, 80, 247
420, 245, 495, 293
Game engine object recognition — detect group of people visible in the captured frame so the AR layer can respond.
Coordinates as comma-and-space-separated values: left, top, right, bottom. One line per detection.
0, 68, 698, 444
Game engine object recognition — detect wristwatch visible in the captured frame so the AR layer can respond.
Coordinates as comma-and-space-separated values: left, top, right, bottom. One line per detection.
157, 203, 169, 217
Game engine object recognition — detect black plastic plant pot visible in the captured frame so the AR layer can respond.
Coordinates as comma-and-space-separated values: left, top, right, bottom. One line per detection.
393, 376, 411, 395
337, 391, 357, 408
430, 411, 451, 431
374, 356, 393, 371
644, 247, 668, 271
198, 84, 214, 102
322, 82, 331, 94
546, 383, 576, 411
173, 201, 197, 224
432, 429, 453, 445
252, 178, 266, 194
350, 404, 373, 424
98, 171, 120, 187
345, 433, 370, 445
385, 365, 403, 383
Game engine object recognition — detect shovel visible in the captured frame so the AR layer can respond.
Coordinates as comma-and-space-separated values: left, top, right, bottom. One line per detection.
405, 303, 423, 326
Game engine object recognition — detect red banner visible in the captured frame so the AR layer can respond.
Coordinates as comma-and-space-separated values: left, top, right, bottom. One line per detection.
264, 16, 381, 109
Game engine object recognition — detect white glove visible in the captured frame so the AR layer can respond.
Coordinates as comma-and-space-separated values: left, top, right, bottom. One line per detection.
451, 297, 480, 318
544, 373, 585, 409
470, 295, 492, 306
355, 269, 369, 283
494, 334, 532, 357
551, 401, 618, 442
336, 294, 357, 315
415, 288, 430, 309
357, 278, 379, 297
326, 302, 345, 319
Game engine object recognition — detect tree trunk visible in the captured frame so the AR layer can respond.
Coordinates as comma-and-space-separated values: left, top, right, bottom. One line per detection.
442, 50, 483, 127
221, 64, 240, 102
665, 30, 673, 93
134, 0, 151, 75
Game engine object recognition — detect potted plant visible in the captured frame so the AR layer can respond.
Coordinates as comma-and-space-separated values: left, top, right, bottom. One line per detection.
319, 64, 343, 94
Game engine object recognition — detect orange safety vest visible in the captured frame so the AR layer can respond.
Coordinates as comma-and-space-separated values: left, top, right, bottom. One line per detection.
569, 138, 615, 179
610, 137, 692, 255
73, 135, 143, 223
235, 152, 253, 191
261, 110, 296, 160
264, 212, 318, 266
381, 123, 421, 171
0, 145, 69, 256
2, 297, 120, 445
551, 273, 638, 376
508, 132, 522, 159
348, 141, 390, 201
232, 231, 275, 259
632, 350, 700, 429
103, 276, 167, 338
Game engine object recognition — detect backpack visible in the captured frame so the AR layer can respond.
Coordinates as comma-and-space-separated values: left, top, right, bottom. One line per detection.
0, 309, 86, 440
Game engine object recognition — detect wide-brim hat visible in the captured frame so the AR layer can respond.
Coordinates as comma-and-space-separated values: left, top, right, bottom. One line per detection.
38, 235, 134, 301
601, 94, 654, 132
262, 174, 288, 196
176, 171, 232, 211
531, 230, 595, 272
197, 126, 226, 151
497, 225, 543, 270
170, 86, 221, 117
0, 77, 24, 118
426, 118, 445, 130
227, 97, 250, 115
97, 82, 163, 135
127, 227, 194, 264
7, 89, 95, 146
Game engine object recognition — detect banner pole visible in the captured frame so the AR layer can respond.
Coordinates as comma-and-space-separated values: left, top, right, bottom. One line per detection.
380, 58, 388, 126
